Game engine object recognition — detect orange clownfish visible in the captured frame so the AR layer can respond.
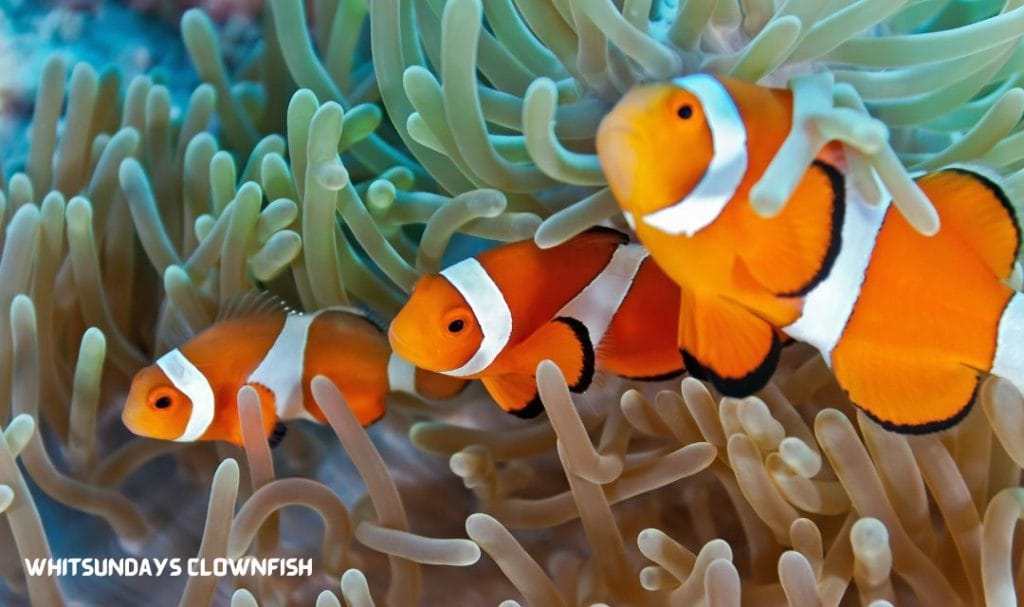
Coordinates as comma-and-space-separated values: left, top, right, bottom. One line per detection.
122, 293, 466, 446
388, 228, 684, 417
597, 73, 1023, 433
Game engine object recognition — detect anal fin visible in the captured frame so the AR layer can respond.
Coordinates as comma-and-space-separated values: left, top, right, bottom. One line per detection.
678, 291, 780, 396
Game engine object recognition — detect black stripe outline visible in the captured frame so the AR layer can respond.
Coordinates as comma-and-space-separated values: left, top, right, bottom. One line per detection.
777, 160, 846, 298
857, 377, 978, 435
582, 225, 631, 246
506, 317, 596, 419
622, 368, 687, 382
511, 394, 545, 419
554, 316, 596, 393
680, 331, 781, 397
268, 422, 288, 448
945, 167, 1021, 275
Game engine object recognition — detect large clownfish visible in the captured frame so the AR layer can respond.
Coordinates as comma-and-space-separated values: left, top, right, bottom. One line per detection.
596, 72, 1024, 433
122, 292, 466, 446
388, 228, 685, 417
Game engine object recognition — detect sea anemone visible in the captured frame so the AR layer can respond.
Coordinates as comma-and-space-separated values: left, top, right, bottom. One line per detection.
2, 0, 1024, 605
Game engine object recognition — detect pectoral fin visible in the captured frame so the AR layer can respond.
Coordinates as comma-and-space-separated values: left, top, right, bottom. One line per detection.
414, 368, 470, 400
741, 159, 845, 298
482, 317, 598, 418
507, 317, 595, 392
530, 317, 595, 392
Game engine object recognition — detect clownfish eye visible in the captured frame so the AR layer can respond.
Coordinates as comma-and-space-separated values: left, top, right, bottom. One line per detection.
153, 395, 173, 409
447, 319, 465, 333
676, 104, 693, 120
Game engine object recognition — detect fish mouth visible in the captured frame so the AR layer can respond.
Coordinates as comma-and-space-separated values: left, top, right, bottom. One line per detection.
387, 325, 417, 364
596, 123, 645, 209
388, 325, 453, 374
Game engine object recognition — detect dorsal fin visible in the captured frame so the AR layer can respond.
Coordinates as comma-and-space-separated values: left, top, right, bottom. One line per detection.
917, 167, 1021, 281
579, 225, 631, 246
320, 304, 387, 333
157, 306, 198, 352
216, 290, 296, 321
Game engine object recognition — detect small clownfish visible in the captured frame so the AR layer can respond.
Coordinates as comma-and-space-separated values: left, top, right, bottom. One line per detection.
597, 72, 1024, 433
387, 228, 685, 417
122, 292, 467, 447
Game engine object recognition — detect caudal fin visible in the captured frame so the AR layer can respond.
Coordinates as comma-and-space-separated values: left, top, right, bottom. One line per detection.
991, 292, 1024, 399
832, 346, 980, 434
917, 167, 1020, 281
829, 166, 1021, 433
922, 167, 1024, 400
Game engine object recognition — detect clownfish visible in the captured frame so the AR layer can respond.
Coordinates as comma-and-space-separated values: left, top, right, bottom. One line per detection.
122, 292, 466, 446
596, 72, 1024, 433
388, 228, 684, 417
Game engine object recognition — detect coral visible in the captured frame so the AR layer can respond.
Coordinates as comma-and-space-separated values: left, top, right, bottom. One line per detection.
3, 0, 1024, 605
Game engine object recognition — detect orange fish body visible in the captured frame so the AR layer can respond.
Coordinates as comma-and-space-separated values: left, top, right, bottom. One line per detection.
597, 73, 1022, 432
122, 295, 466, 446
388, 229, 684, 417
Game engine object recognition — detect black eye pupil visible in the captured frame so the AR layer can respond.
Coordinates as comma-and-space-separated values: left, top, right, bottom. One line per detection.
677, 104, 693, 119
155, 396, 172, 409
448, 319, 465, 333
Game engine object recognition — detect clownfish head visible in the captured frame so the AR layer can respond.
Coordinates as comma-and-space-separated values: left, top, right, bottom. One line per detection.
122, 364, 195, 441
389, 273, 485, 375
597, 79, 717, 221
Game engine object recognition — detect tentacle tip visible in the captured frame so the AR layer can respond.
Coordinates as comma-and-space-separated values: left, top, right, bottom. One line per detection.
748, 186, 786, 218
461, 542, 483, 565
315, 161, 351, 190
117, 534, 149, 556
465, 511, 498, 538
636, 527, 665, 550
216, 456, 241, 480
0, 485, 13, 512
181, 7, 207, 24
533, 224, 566, 249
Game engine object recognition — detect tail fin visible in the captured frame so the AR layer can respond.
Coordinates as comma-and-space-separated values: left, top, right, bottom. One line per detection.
917, 167, 1020, 281
827, 166, 1021, 433
925, 168, 1024, 400
991, 292, 1024, 398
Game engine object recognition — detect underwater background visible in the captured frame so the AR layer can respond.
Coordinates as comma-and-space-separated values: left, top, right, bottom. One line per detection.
3, 0, 1024, 605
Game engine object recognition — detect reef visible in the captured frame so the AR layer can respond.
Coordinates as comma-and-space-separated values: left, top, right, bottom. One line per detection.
3, 0, 1024, 605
